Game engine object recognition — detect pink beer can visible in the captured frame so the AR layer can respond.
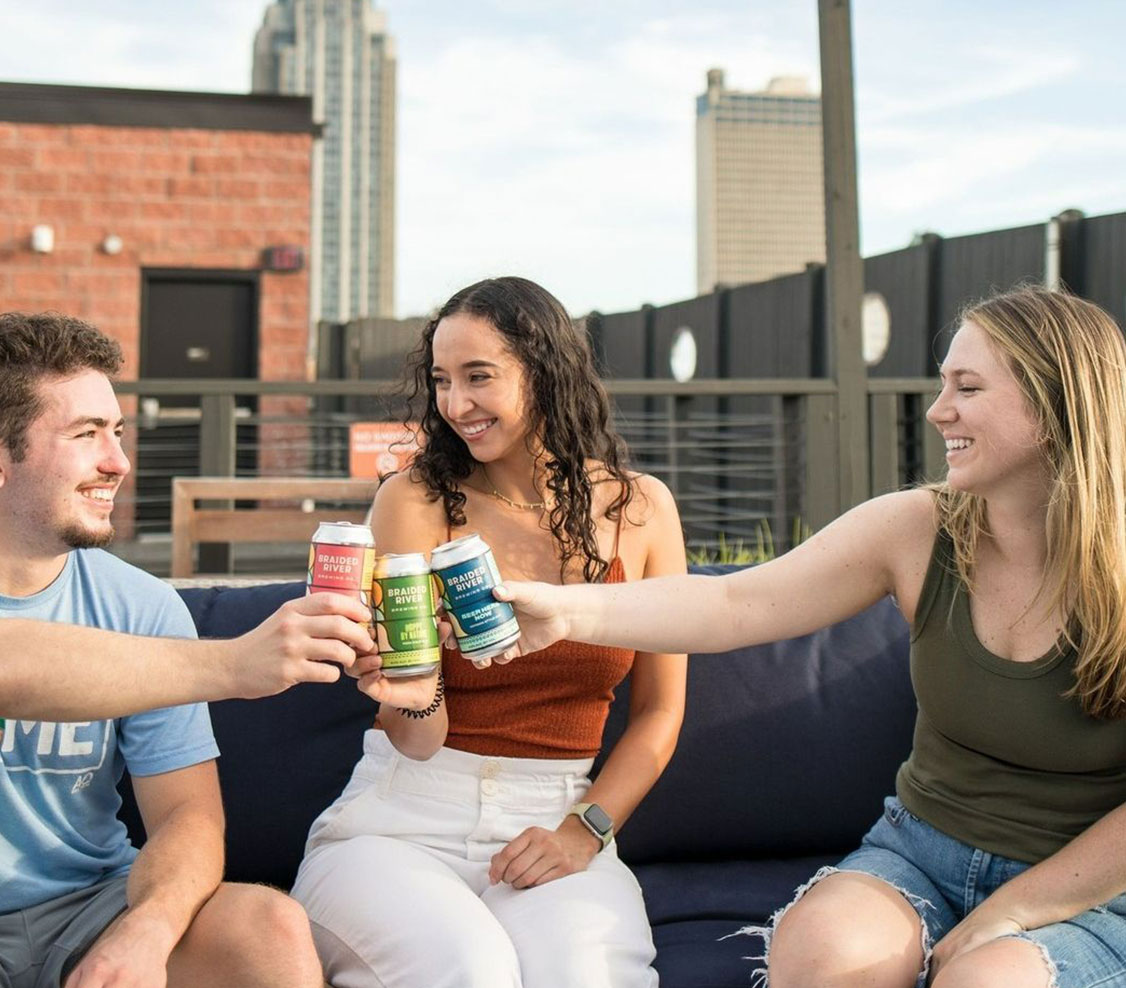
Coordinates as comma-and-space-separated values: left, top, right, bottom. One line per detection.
307, 521, 376, 614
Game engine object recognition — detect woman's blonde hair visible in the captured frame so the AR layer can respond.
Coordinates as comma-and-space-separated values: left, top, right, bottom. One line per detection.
933, 286, 1126, 718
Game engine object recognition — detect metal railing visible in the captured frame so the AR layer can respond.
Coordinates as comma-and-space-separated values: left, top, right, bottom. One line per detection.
111, 377, 941, 574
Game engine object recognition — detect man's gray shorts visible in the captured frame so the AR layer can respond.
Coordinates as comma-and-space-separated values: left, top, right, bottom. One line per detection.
0, 876, 128, 988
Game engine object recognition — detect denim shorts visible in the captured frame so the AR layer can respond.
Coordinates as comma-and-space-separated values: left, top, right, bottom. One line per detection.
819, 797, 1126, 988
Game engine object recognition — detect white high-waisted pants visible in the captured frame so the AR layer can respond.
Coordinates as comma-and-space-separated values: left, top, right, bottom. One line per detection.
292, 730, 658, 988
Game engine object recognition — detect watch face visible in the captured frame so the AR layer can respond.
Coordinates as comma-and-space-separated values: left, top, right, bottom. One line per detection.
584, 803, 613, 835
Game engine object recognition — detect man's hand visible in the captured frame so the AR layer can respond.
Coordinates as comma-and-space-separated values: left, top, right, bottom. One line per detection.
481, 581, 571, 667
64, 910, 174, 988
226, 592, 375, 698
488, 815, 600, 889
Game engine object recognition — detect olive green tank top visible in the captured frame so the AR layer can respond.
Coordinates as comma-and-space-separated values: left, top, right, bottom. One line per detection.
896, 530, 1126, 863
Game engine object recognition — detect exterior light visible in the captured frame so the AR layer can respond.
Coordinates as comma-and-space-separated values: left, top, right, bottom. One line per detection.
862, 292, 891, 366
670, 327, 698, 382
30, 224, 54, 253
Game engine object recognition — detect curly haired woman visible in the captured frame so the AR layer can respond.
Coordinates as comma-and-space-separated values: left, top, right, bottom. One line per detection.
292, 276, 687, 988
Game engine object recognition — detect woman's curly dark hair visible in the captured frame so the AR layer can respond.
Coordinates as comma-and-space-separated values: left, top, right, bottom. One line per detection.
402, 276, 635, 582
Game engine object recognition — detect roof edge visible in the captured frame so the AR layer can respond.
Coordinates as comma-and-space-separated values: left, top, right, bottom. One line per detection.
0, 81, 318, 135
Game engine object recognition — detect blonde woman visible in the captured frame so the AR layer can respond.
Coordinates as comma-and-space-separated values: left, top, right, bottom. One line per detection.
501, 287, 1126, 988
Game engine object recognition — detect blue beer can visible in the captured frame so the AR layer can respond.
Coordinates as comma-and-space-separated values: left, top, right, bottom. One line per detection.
429, 533, 521, 661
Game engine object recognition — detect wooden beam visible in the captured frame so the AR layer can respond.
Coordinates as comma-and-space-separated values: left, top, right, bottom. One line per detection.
177, 477, 378, 501
869, 393, 900, 495
170, 476, 379, 577
171, 478, 193, 578
193, 509, 368, 543
819, 0, 868, 514
114, 378, 840, 398
197, 394, 237, 573
804, 393, 839, 531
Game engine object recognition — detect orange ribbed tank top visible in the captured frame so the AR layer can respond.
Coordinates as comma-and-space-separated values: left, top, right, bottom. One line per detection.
442, 554, 636, 758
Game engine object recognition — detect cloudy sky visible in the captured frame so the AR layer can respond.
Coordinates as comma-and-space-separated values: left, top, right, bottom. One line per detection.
1, 0, 1122, 318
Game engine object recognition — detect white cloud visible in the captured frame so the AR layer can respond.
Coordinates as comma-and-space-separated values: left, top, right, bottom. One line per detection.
395, 10, 821, 314
860, 44, 1081, 123
860, 121, 1126, 253
2, 1, 1124, 317
0, 1, 262, 90
861, 129, 1049, 212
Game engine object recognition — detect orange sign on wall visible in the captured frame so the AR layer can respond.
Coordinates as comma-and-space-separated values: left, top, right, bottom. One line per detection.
349, 422, 421, 478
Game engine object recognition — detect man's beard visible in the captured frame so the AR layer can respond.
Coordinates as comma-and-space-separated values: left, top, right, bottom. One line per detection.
60, 521, 116, 549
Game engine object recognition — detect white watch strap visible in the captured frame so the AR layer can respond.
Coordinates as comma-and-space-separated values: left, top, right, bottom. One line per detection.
568, 802, 614, 850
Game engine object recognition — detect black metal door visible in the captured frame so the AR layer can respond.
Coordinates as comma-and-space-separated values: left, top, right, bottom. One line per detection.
137, 270, 259, 531
142, 271, 257, 388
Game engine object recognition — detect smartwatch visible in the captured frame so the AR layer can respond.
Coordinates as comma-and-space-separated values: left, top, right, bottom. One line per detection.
567, 802, 614, 851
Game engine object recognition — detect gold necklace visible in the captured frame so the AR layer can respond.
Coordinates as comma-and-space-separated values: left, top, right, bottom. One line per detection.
482, 468, 546, 511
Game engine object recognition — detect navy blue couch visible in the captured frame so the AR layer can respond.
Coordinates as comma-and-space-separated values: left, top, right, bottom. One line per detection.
121, 566, 915, 987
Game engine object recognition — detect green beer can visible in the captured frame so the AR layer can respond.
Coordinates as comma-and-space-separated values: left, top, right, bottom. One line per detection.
371, 552, 441, 678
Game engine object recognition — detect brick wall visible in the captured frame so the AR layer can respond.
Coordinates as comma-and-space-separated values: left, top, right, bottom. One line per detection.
0, 115, 315, 536
0, 121, 312, 380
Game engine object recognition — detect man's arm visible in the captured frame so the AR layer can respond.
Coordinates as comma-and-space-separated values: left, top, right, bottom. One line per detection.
1, 592, 375, 721
63, 762, 225, 985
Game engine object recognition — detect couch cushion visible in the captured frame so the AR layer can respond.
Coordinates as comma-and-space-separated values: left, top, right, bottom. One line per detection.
189, 582, 377, 888
651, 919, 767, 988
635, 854, 837, 927
597, 565, 914, 864
120, 582, 377, 889
118, 569, 913, 896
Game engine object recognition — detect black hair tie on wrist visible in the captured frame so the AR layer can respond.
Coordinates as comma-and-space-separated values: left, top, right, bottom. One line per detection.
401, 671, 445, 719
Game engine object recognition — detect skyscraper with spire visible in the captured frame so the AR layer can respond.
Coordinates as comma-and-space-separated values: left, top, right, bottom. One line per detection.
253, 0, 396, 320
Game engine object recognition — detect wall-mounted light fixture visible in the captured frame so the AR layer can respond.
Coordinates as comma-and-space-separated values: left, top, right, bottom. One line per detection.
101, 234, 123, 255
30, 224, 54, 253
862, 292, 891, 367
669, 326, 698, 382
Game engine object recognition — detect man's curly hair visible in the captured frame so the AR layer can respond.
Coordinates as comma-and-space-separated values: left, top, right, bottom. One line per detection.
0, 312, 123, 461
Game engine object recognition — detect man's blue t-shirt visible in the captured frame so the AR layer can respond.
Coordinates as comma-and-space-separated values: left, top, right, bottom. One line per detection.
0, 550, 219, 912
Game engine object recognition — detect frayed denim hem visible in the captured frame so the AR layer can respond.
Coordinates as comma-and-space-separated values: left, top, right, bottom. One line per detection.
723, 866, 935, 988
1002, 933, 1061, 988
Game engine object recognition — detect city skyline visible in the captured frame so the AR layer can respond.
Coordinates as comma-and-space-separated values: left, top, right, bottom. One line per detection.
1, 0, 1123, 319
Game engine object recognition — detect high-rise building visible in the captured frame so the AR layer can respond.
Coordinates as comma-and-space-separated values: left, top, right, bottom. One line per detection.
253, 0, 396, 320
696, 69, 825, 294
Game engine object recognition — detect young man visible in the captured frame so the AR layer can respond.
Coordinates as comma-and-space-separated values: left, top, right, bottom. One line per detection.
0, 312, 369, 988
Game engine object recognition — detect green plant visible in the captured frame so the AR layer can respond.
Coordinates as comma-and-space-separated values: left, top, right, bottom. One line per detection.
686, 518, 812, 565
